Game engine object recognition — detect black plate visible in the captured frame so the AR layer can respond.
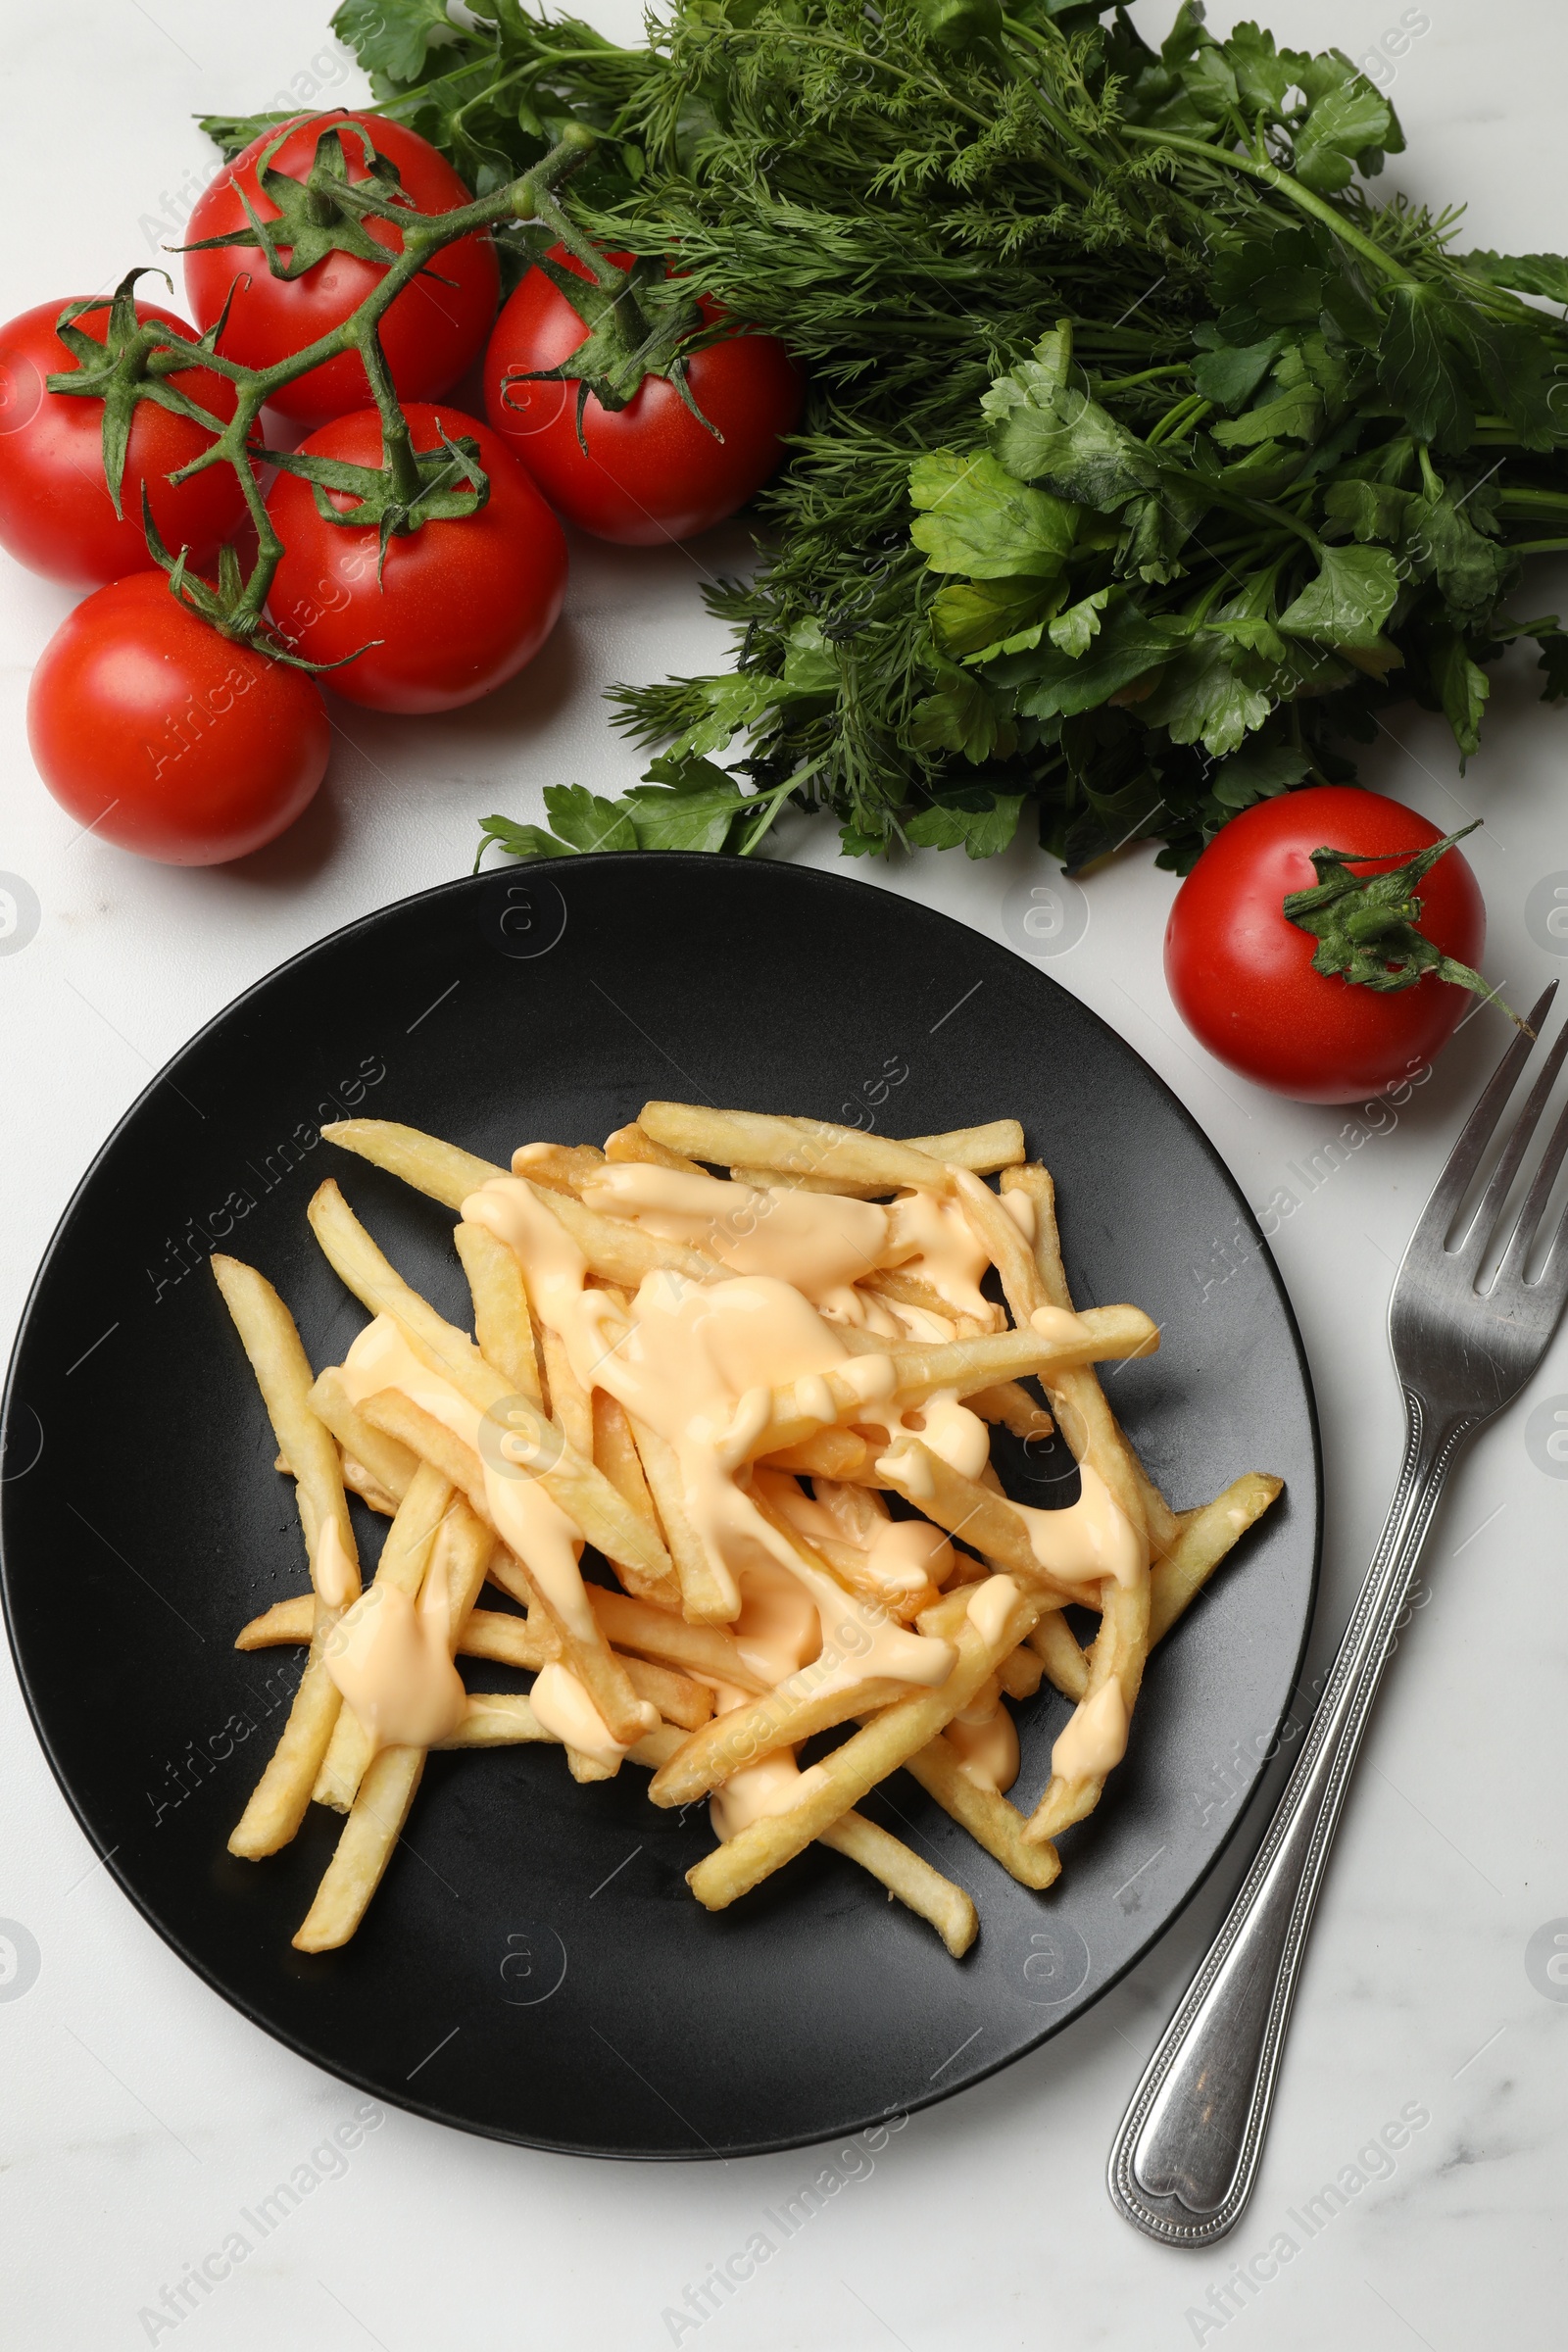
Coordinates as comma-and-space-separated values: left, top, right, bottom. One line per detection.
1, 857, 1319, 2159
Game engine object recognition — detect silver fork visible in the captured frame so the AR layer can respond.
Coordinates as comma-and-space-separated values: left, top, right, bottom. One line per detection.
1107, 980, 1568, 2246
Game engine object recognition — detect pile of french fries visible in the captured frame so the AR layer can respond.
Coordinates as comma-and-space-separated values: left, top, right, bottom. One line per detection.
214, 1103, 1281, 1958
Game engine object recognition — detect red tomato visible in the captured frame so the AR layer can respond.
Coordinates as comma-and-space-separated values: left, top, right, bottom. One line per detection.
483, 246, 804, 544
184, 112, 499, 427
1164, 785, 1487, 1103
0, 299, 247, 587
26, 573, 329, 865
265, 403, 566, 712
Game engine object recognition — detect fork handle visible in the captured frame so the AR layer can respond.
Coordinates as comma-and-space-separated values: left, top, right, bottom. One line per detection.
1106, 1397, 1476, 2246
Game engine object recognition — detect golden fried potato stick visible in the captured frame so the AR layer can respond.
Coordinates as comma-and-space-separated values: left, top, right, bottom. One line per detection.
624, 1412, 737, 1624
357, 1387, 653, 1747
747, 1311, 1156, 1466
307, 1180, 673, 1592
759, 1430, 872, 1481
539, 1322, 593, 1460
454, 1218, 541, 1403
1023, 1569, 1151, 1846
308, 1367, 417, 1508
323, 1118, 504, 1209
686, 1577, 1042, 1910
605, 1122, 703, 1173
729, 1120, 1026, 1199
999, 1165, 1159, 1548
1027, 1613, 1091, 1701
959, 1163, 1156, 1848
591, 1393, 682, 1607
1149, 1473, 1283, 1644
511, 1141, 606, 1194
641, 1103, 952, 1194
997, 1642, 1045, 1700
214, 1255, 360, 1861
900, 1733, 1061, 1890
816, 1812, 978, 1956
589, 1587, 769, 1693
650, 1672, 929, 1809
312, 1463, 455, 1811
970, 1383, 1055, 1443
293, 1503, 494, 1950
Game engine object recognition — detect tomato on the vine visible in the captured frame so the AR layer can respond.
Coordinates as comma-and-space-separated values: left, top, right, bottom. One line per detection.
26, 573, 329, 864
483, 246, 804, 545
1164, 785, 1488, 1102
183, 112, 499, 428
0, 299, 247, 587
264, 403, 567, 713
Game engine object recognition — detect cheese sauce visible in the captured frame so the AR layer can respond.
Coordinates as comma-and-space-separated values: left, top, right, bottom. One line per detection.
323, 1544, 466, 1753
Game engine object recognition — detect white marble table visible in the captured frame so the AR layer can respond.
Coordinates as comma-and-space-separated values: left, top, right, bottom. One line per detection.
3, 4, 1565, 2344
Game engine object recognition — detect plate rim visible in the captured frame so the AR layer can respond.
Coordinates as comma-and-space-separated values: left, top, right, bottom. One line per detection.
0, 853, 1323, 2159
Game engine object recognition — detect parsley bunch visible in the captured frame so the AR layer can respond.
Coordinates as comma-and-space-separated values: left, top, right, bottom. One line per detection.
219, 0, 1568, 871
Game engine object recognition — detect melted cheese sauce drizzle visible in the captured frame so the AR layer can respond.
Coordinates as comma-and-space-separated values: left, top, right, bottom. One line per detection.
1051, 1677, 1129, 1782
464, 1178, 967, 1650
323, 1543, 466, 1753
578, 1162, 999, 1326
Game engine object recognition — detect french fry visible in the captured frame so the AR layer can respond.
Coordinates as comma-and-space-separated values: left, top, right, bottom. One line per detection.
997, 1642, 1045, 1700
970, 1382, 1055, 1443
626, 1413, 737, 1624
311, 1464, 454, 1811
995, 1165, 1156, 1846
686, 1578, 1042, 1910
340, 1454, 402, 1516
730, 1121, 1026, 1200
292, 1747, 426, 1949
650, 1674, 928, 1809
213, 1256, 358, 1861
511, 1141, 606, 1194
641, 1102, 951, 1193
463, 1604, 711, 1730
1023, 1570, 1152, 1844
454, 1218, 542, 1403
817, 1812, 978, 1955
236, 1595, 317, 1648
1027, 1611, 1091, 1701
436, 1691, 556, 1745
539, 1321, 593, 1460
592, 1393, 681, 1606
307, 1368, 417, 1508
322, 1118, 505, 1209
906, 1120, 1025, 1171
759, 1429, 871, 1480
749, 1311, 1157, 1464
589, 1587, 770, 1693
1002, 1165, 1155, 1546
901, 1733, 1060, 1889
861, 1265, 994, 1330
605, 1122, 703, 1173
1149, 1473, 1282, 1644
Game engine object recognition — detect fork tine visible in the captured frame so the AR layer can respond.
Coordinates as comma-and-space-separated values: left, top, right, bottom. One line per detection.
1409, 981, 1559, 1254
1495, 1080, 1568, 1290
1454, 1010, 1568, 1266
